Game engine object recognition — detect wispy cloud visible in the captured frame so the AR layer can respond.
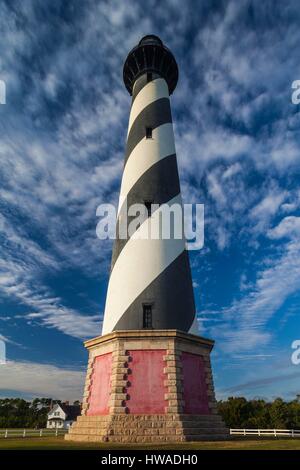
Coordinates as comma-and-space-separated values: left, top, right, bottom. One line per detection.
207, 234, 300, 353
223, 370, 300, 395
0, 360, 85, 400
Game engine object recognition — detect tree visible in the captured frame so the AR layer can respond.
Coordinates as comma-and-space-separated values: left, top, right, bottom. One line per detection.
0, 398, 51, 428
217, 396, 300, 428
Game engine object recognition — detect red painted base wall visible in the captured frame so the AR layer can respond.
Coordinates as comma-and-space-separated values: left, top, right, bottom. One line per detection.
87, 352, 112, 416
181, 352, 210, 414
126, 350, 167, 414
86, 350, 210, 416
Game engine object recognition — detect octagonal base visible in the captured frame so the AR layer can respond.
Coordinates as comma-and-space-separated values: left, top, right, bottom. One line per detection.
66, 330, 228, 443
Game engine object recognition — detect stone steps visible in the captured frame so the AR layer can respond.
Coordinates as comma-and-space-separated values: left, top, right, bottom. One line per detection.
65, 434, 229, 443
73, 418, 226, 428
68, 426, 227, 436
75, 417, 225, 426
69, 422, 226, 432
66, 414, 229, 443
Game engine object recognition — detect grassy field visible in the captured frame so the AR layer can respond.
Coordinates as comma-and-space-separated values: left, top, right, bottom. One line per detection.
0, 436, 300, 450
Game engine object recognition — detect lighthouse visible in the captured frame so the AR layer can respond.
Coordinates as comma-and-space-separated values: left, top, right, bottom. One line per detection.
102, 35, 198, 336
66, 36, 228, 443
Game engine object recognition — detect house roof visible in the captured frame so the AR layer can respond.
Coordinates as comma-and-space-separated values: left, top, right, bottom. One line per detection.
48, 403, 81, 421
60, 404, 81, 420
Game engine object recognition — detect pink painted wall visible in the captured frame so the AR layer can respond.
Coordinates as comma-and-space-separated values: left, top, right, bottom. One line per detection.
181, 352, 210, 414
126, 350, 167, 414
87, 352, 112, 415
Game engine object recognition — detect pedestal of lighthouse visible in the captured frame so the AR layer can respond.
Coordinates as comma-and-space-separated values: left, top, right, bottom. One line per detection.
66, 330, 228, 443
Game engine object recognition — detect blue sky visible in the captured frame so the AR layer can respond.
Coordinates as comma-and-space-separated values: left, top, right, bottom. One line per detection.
0, 0, 300, 401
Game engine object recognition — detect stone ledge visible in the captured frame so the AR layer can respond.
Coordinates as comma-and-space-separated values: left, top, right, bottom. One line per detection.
111, 380, 129, 388
167, 373, 183, 380
109, 406, 128, 414
84, 330, 214, 351
164, 379, 182, 386
165, 406, 183, 413
163, 354, 181, 361
166, 385, 183, 393
165, 393, 183, 400
164, 366, 182, 374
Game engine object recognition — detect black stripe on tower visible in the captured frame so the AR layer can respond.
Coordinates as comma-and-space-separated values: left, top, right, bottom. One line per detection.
125, 98, 172, 164
112, 250, 196, 331
111, 153, 180, 270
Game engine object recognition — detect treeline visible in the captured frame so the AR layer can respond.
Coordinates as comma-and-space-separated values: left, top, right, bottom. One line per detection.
0, 398, 78, 428
0, 398, 52, 428
1, 396, 300, 429
218, 397, 300, 429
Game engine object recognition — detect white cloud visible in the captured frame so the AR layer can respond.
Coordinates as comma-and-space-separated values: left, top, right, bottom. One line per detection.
207, 172, 227, 207
281, 202, 298, 213
251, 191, 287, 221
43, 73, 60, 98
270, 141, 300, 170
268, 216, 300, 239
215, 225, 229, 250
213, 238, 300, 352
0, 202, 101, 339
0, 360, 85, 401
249, 187, 288, 234
222, 163, 242, 180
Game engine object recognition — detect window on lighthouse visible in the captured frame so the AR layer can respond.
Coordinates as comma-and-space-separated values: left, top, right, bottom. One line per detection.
146, 127, 152, 139
143, 304, 153, 329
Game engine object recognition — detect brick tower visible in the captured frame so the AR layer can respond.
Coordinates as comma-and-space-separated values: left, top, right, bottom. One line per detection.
66, 35, 228, 443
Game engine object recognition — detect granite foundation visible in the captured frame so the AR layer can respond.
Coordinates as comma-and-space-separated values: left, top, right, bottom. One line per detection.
65, 330, 228, 443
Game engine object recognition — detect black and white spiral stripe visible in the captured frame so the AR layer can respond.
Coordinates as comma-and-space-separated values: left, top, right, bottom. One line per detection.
102, 75, 197, 335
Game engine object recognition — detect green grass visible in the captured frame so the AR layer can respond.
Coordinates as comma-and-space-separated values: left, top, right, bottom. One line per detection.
0, 436, 300, 450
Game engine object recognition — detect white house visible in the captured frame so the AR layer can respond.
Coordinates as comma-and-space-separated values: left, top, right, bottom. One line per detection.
47, 402, 81, 430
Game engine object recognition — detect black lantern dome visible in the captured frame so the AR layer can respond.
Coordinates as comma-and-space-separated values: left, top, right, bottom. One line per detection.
123, 35, 178, 95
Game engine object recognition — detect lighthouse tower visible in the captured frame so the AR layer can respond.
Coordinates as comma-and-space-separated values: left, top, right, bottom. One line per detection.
102, 35, 198, 336
66, 36, 228, 443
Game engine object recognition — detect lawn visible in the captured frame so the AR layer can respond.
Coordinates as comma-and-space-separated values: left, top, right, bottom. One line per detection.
0, 436, 300, 450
